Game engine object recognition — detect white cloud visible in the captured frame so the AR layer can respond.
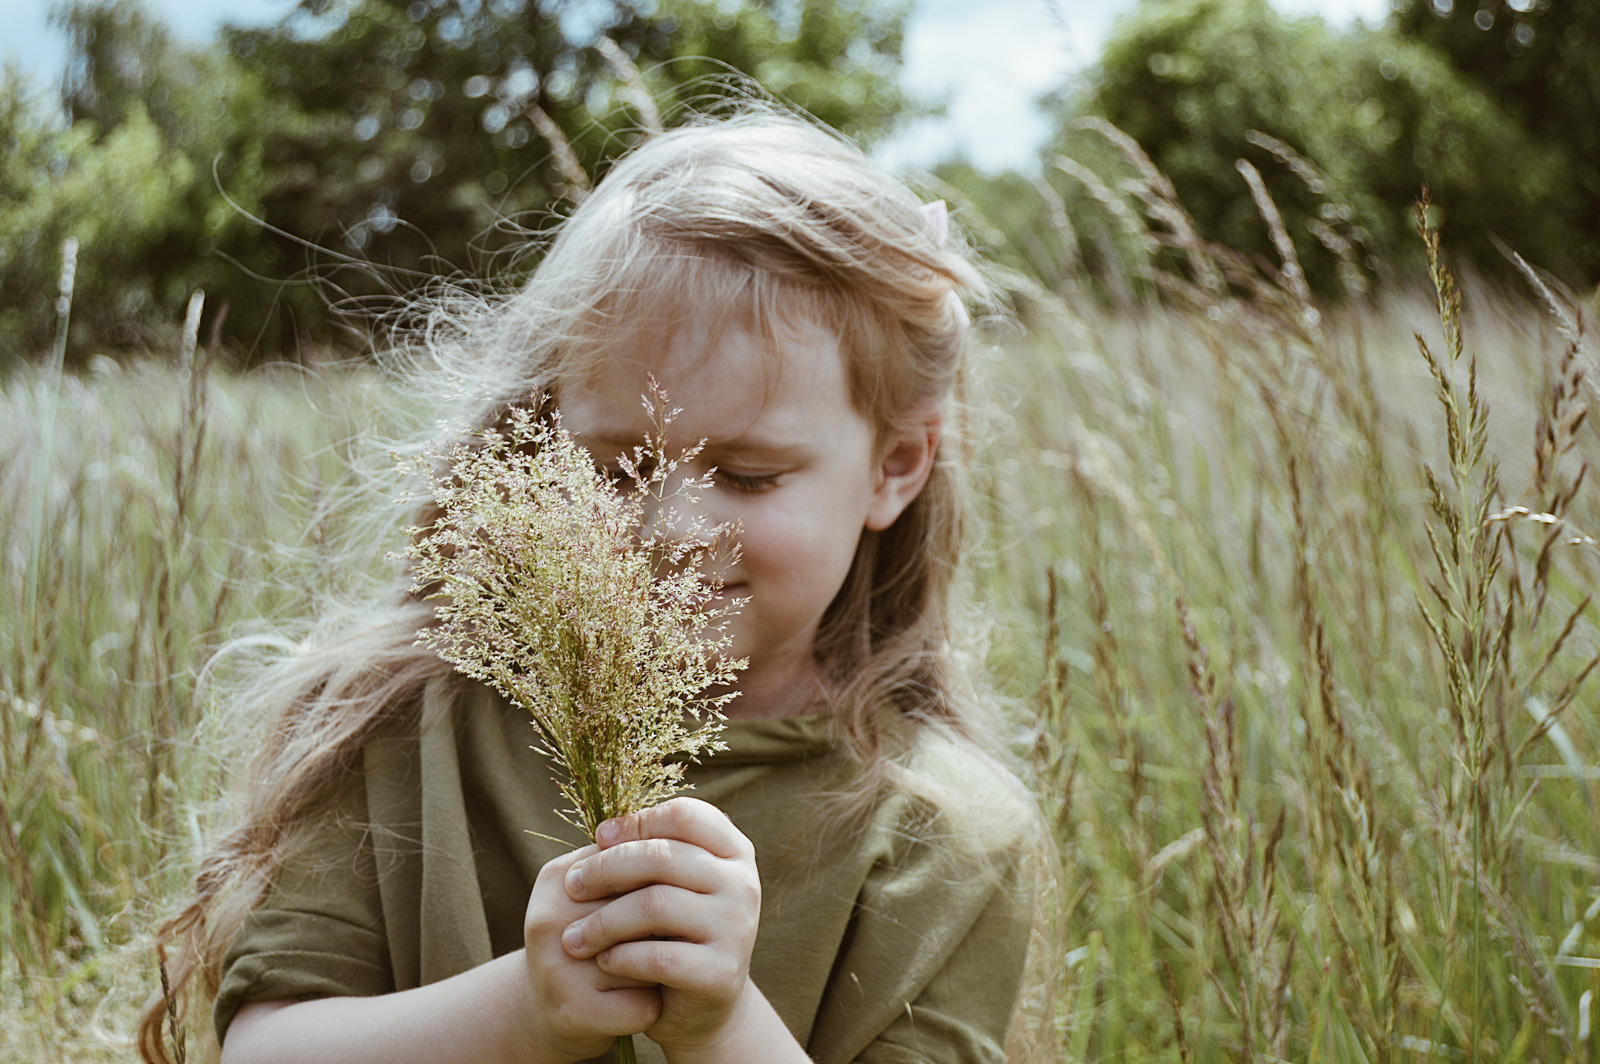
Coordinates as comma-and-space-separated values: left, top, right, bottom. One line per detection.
876, 0, 1074, 174
878, 0, 1400, 174
1274, 0, 1392, 23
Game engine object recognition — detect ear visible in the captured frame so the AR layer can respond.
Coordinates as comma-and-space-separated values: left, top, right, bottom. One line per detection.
865, 402, 943, 532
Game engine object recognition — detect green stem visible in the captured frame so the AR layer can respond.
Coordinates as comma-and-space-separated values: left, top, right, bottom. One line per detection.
1471, 796, 1481, 1064
616, 1034, 638, 1064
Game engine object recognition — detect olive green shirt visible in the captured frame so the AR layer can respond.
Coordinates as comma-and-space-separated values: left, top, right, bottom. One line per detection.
214, 679, 1036, 1063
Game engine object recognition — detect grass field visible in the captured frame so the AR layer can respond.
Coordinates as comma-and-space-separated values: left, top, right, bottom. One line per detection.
3, 224, 1599, 1062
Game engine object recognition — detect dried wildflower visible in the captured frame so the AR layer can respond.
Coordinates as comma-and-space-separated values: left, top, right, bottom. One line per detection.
404, 392, 744, 841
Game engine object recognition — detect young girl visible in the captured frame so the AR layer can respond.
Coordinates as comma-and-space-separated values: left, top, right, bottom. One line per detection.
140, 112, 1044, 1064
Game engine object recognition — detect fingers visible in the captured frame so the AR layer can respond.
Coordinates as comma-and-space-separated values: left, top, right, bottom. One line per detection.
591, 969, 661, 992
594, 940, 742, 999
595, 797, 753, 862
526, 855, 604, 938
565, 837, 725, 901
602, 988, 664, 1035
561, 884, 722, 959
534, 843, 599, 887
556, 986, 663, 1038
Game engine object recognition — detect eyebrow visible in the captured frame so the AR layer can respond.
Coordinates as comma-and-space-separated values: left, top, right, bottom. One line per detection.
571, 430, 810, 463
703, 437, 810, 462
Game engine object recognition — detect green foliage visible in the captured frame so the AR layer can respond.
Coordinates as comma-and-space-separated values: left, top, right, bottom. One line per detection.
1, 328, 398, 1010
0, 0, 920, 363
631, 0, 922, 140
932, 160, 1084, 303
1393, 0, 1600, 281
980, 260, 1600, 1059
0, 76, 174, 357
217, 0, 921, 312
0, 4, 280, 363
1043, 0, 1574, 295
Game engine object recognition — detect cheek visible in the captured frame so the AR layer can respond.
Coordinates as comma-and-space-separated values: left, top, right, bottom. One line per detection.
742, 491, 865, 583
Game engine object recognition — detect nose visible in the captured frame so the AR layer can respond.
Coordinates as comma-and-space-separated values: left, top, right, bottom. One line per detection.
639, 466, 720, 548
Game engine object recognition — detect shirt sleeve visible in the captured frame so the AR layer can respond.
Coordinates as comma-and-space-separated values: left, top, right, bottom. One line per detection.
211, 769, 393, 1043
806, 773, 1040, 1064
852, 851, 1034, 1064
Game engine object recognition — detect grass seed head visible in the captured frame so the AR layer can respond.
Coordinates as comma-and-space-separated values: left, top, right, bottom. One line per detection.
405, 392, 745, 840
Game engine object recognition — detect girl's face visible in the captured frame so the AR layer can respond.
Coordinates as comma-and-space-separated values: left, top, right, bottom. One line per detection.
560, 311, 939, 719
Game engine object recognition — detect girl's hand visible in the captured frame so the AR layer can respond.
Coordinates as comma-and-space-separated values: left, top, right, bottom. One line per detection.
523, 846, 663, 1064
559, 798, 763, 1060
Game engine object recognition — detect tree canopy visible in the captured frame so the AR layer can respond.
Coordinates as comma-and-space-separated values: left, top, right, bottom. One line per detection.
8, 0, 1600, 362
1392, 0, 1600, 279
3, 0, 919, 362
1034, 0, 1579, 300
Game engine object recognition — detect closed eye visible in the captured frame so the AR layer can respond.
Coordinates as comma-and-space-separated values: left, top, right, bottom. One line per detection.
715, 468, 781, 493
596, 456, 653, 488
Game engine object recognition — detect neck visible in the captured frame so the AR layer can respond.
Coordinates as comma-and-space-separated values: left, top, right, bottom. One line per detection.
718, 648, 829, 721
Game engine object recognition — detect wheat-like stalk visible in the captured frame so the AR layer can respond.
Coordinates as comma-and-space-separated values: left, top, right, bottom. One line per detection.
405, 392, 745, 841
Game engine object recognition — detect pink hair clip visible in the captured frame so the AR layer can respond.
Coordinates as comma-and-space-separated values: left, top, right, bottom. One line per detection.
919, 200, 970, 330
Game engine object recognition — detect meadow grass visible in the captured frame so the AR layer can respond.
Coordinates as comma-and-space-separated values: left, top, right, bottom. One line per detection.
1, 335, 401, 1061
3, 238, 1600, 1061
973, 222, 1600, 1059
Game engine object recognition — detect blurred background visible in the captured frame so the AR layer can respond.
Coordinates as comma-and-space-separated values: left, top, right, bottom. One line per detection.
8, 4, 1600, 1062
2, 0, 1594, 362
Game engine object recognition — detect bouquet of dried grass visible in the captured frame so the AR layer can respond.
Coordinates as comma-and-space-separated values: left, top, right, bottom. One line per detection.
404, 394, 744, 840
404, 394, 743, 1064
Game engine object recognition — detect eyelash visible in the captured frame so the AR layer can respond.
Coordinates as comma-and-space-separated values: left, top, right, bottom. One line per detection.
596, 464, 778, 493
715, 469, 780, 493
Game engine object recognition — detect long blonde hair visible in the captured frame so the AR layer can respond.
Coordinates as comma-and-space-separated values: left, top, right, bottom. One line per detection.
139, 110, 1004, 1062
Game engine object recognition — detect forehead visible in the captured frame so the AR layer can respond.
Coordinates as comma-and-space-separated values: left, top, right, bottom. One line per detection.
559, 308, 851, 444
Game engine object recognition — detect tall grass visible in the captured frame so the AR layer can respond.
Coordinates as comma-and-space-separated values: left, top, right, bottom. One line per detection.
971, 145, 1600, 1060
0, 325, 397, 1059
3, 188, 1599, 1061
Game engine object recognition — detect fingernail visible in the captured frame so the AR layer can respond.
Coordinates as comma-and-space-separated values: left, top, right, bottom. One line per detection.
562, 923, 583, 952
565, 862, 584, 895
596, 819, 620, 845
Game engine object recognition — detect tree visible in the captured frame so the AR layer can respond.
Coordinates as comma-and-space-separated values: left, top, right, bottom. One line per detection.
1043, 0, 1574, 296
0, 5, 278, 359
1392, 0, 1600, 280
11, 0, 921, 361
212, 0, 924, 346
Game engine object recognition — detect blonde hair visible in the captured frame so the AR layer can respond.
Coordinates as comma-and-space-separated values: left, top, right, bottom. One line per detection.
139, 110, 1013, 1062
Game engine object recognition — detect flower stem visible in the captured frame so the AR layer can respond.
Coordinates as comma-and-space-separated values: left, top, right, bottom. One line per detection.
617, 1034, 638, 1064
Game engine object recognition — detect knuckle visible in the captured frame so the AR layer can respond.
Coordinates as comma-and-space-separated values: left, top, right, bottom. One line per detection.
535, 855, 567, 887
711, 954, 740, 990
642, 942, 676, 981
524, 898, 559, 937
589, 903, 615, 941
662, 796, 699, 827
641, 836, 674, 866
637, 884, 669, 923
536, 845, 592, 887
617, 810, 644, 839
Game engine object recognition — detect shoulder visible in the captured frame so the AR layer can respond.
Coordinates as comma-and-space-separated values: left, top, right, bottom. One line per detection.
809, 724, 1045, 1062
873, 722, 1044, 882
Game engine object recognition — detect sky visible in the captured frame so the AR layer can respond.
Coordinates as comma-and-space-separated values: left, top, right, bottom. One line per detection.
1, 0, 1394, 172
876, 0, 1392, 172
